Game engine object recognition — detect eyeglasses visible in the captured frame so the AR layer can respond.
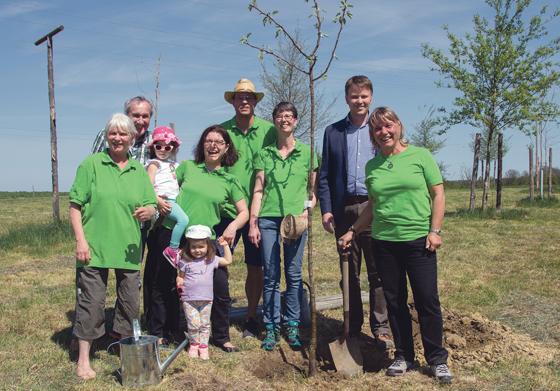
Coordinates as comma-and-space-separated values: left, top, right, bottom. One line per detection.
234, 94, 256, 102
204, 139, 226, 146
155, 144, 174, 151
275, 114, 295, 121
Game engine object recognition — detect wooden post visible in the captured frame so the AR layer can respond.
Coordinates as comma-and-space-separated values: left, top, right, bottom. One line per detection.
169, 122, 175, 131
529, 146, 534, 201
496, 133, 503, 211
469, 133, 481, 211
548, 147, 553, 199
35, 25, 64, 223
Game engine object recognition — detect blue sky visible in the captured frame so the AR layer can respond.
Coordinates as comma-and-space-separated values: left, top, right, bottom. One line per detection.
1, 0, 558, 191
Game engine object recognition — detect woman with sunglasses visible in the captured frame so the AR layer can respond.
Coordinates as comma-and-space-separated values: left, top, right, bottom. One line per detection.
146, 126, 190, 266
144, 125, 248, 349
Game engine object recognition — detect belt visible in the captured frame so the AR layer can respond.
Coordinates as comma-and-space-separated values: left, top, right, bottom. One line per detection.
344, 194, 369, 205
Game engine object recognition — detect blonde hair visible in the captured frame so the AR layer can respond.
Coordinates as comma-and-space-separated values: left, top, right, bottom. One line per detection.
368, 106, 407, 148
104, 113, 137, 141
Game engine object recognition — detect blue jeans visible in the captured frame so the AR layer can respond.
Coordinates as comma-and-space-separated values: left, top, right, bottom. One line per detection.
168, 199, 189, 248
259, 217, 307, 325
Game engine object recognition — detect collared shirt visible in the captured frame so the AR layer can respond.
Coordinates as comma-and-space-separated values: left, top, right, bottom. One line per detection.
69, 151, 157, 270
91, 129, 152, 165
221, 116, 277, 201
366, 145, 443, 241
164, 160, 245, 238
254, 140, 318, 217
345, 115, 375, 196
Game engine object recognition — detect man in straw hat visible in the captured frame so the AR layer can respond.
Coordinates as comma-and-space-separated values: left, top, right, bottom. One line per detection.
318, 75, 392, 349
217, 79, 276, 341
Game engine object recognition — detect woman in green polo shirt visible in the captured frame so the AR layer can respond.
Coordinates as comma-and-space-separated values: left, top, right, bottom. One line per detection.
69, 113, 157, 380
248, 102, 318, 351
339, 107, 452, 384
144, 125, 248, 352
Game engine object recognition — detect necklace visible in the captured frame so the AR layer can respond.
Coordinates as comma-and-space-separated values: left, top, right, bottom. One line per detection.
386, 156, 394, 169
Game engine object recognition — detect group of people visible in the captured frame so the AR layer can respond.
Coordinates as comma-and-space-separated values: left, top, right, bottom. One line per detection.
69, 75, 452, 384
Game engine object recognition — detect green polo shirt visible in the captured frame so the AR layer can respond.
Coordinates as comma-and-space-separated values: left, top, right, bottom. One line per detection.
163, 160, 245, 238
254, 140, 318, 217
69, 151, 157, 270
221, 116, 276, 216
365, 145, 443, 241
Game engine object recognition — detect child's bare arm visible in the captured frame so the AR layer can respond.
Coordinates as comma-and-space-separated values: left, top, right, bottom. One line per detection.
216, 237, 233, 266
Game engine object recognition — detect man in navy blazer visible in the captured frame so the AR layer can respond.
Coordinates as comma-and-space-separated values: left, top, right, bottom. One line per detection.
318, 75, 392, 347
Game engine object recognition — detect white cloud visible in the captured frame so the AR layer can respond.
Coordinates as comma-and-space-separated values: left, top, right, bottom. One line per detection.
0, 1, 50, 18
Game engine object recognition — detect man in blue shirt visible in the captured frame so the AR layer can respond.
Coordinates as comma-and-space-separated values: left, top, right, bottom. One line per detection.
318, 75, 392, 347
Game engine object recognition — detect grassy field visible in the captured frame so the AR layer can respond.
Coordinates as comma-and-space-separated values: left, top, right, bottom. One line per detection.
0, 187, 558, 390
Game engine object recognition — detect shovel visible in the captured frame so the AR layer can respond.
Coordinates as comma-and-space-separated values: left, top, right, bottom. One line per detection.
328, 250, 363, 376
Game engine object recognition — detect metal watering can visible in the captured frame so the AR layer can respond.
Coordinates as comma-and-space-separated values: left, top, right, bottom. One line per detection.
108, 331, 188, 387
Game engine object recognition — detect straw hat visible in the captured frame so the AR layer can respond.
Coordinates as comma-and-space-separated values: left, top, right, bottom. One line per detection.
280, 214, 308, 240
224, 78, 264, 104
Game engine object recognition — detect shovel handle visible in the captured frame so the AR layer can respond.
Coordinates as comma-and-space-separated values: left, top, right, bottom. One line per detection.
341, 251, 350, 337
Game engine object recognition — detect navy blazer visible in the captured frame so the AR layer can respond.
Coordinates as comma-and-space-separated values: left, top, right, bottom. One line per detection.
318, 117, 349, 224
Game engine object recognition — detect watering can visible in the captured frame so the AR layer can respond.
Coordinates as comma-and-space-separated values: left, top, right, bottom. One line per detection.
108, 333, 188, 387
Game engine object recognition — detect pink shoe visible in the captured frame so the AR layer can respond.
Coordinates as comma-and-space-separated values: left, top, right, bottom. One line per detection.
199, 344, 209, 360
163, 247, 179, 267
188, 343, 199, 358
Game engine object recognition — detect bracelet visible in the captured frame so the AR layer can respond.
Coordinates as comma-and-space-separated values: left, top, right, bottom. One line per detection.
348, 225, 356, 234
304, 200, 313, 209
429, 228, 442, 235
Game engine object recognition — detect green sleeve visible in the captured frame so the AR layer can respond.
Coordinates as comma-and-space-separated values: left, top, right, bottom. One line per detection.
141, 170, 158, 207
229, 176, 245, 205
69, 157, 94, 206
175, 161, 188, 187
254, 150, 265, 171
421, 148, 443, 186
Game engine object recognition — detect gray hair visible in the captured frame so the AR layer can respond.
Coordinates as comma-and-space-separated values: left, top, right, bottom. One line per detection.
104, 113, 137, 141
124, 96, 154, 116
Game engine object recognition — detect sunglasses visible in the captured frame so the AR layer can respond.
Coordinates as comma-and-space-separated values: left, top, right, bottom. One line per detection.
154, 144, 174, 151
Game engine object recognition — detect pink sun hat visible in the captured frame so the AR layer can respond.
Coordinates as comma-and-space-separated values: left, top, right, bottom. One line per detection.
150, 126, 182, 146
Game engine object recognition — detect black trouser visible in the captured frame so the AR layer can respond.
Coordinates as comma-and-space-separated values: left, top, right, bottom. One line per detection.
211, 218, 239, 346
334, 199, 390, 336
372, 237, 448, 365
143, 225, 186, 339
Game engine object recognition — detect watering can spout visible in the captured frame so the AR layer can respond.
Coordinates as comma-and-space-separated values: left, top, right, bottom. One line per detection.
159, 333, 189, 374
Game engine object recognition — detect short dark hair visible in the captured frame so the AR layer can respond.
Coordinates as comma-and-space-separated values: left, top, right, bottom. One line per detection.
344, 75, 373, 96
194, 125, 239, 167
124, 96, 154, 117
272, 101, 298, 120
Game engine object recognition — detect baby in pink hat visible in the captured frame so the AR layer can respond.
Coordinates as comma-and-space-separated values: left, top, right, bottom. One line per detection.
146, 126, 189, 265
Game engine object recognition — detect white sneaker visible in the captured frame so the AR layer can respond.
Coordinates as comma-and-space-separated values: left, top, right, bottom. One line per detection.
431, 363, 453, 384
385, 358, 415, 376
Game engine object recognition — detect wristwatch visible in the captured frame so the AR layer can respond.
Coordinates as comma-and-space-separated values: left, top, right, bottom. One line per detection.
429, 228, 442, 235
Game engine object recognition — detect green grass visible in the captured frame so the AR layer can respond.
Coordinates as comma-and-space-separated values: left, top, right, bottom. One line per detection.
0, 187, 558, 390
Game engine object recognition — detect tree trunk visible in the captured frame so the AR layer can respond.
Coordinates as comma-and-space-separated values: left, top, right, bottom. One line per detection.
535, 131, 540, 193
469, 133, 481, 211
529, 146, 534, 201
496, 133, 503, 211
481, 136, 493, 210
306, 72, 317, 377
548, 147, 553, 199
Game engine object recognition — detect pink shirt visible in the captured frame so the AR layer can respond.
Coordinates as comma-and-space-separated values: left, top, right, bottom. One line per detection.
177, 256, 219, 301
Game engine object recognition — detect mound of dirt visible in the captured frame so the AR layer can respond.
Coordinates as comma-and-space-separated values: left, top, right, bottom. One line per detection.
410, 305, 555, 368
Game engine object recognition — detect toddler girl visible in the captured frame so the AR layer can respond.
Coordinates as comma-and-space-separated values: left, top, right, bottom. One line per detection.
175, 225, 232, 360
146, 126, 189, 265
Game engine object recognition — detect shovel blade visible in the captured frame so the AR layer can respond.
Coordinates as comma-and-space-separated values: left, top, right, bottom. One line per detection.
328, 336, 363, 377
